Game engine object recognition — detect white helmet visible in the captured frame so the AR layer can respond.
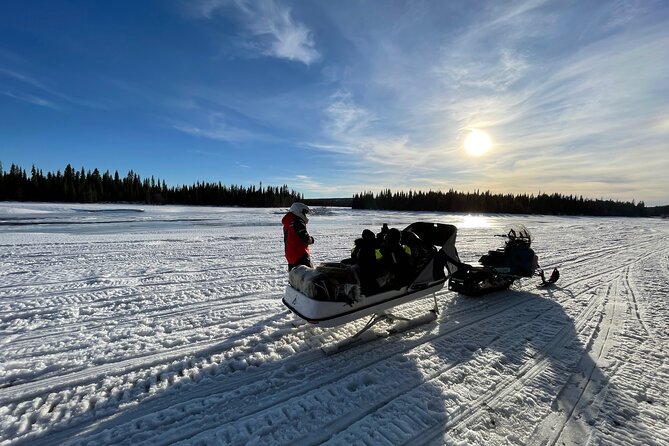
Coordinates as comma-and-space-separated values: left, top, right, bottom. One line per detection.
289, 202, 311, 223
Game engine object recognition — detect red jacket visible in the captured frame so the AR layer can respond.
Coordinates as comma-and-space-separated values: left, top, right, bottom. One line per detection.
282, 212, 313, 264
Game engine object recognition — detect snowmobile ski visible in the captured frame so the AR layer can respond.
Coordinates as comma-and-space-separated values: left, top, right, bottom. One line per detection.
539, 268, 560, 285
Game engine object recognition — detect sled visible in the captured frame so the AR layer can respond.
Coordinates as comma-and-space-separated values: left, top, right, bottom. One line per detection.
282, 222, 461, 332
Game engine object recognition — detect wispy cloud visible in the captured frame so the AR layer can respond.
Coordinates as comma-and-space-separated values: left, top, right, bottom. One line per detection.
173, 121, 256, 142
1, 91, 59, 110
305, 1, 669, 203
435, 49, 530, 93
0, 68, 68, 109
324, 90, 374, 136
273, 174, 340, 195
168, 99, 270, 143
190, 0, 320, 65
187, 149, 227, 158
0, 67, 106, 110
315, 89, 455, 192
600, 0, 654, 30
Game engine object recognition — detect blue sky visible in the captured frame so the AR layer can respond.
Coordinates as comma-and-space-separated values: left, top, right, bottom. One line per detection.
1, 0, 668, 204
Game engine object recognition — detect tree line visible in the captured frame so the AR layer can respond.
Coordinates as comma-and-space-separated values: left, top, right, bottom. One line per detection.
0, 162, 303, 207
352, 189, 647, 217
0, 162, 658, 216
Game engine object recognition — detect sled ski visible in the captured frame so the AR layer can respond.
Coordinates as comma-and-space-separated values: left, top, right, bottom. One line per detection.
321, 302, 439, 355
321, 330, 385, 355
386, 309, 438, 334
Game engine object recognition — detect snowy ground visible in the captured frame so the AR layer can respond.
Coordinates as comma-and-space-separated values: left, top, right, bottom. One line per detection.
0, 202, 667, 446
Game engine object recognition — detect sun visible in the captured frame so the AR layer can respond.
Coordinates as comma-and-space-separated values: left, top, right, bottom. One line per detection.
464, 129, 493, 156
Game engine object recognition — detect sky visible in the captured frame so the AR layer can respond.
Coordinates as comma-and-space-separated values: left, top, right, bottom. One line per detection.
1, 0, 668, 205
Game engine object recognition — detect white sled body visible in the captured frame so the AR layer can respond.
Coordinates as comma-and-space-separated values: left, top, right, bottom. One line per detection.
282, 222, 460, 328
283, 279, 446, 327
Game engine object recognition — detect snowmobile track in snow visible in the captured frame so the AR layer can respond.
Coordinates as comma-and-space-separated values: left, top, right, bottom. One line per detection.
2, 208, 668, 446
368, 282, 614, 446
23, 293, 541, 445
53, 263, 626, 446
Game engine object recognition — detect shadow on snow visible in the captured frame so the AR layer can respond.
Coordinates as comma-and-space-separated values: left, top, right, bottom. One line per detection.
21, 285, 636, 445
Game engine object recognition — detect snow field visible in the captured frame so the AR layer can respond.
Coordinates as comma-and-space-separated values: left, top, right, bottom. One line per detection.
0, 203, 668, 445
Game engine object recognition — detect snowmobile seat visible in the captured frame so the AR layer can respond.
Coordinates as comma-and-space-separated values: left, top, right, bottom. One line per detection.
478, 240, 537, 277
478, 249, 507, 267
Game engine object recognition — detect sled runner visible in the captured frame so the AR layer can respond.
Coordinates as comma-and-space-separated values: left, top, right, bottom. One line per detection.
282, 222, 461, 331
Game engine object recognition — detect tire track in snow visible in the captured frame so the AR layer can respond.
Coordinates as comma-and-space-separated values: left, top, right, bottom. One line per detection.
3, 315, 317, 443
530, 241, 665, 295
71, 272, 616, 446
5, 217, 668, 446
323, 239, 652, 445
20, 294, 538, 445
82, 297, 543, 446
9, 246, 636, 444
0, 266, 283, 308
622, 263, 653, 340
1, 282, 287, 387
438, 246, 668, 446
584, 260, 669, 446
528, 278, 623, 446
0, 304, 282, 389
5, 287, 283, 348
357, 282, 612, 446
0, 306, 300, 402
2, 285, 510, 408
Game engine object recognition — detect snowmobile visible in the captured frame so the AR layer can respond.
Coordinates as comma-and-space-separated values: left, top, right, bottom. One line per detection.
448, 224, 559, 296
282, 222, 462, 340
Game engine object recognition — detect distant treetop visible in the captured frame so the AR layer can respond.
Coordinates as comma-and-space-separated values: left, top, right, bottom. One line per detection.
0, 162, 302, 207
351, 188, 646, 217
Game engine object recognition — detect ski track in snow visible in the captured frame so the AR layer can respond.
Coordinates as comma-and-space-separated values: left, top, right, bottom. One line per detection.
0, 203, 668, 446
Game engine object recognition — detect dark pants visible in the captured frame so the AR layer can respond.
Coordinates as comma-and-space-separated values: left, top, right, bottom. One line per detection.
288, 254, 313, 271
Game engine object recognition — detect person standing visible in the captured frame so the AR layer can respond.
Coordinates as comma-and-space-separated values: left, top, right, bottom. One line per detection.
282, 202, 315, 271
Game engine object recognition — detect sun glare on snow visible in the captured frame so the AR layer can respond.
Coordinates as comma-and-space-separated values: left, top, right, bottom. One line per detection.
460, 214, 490, 228
464, 129, 493, 156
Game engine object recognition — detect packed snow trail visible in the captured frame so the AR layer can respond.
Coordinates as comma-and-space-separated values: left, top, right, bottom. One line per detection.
0, 204, 667, 445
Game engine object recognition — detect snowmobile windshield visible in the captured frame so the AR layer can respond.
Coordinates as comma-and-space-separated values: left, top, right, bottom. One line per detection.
504, 225, 532, 248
